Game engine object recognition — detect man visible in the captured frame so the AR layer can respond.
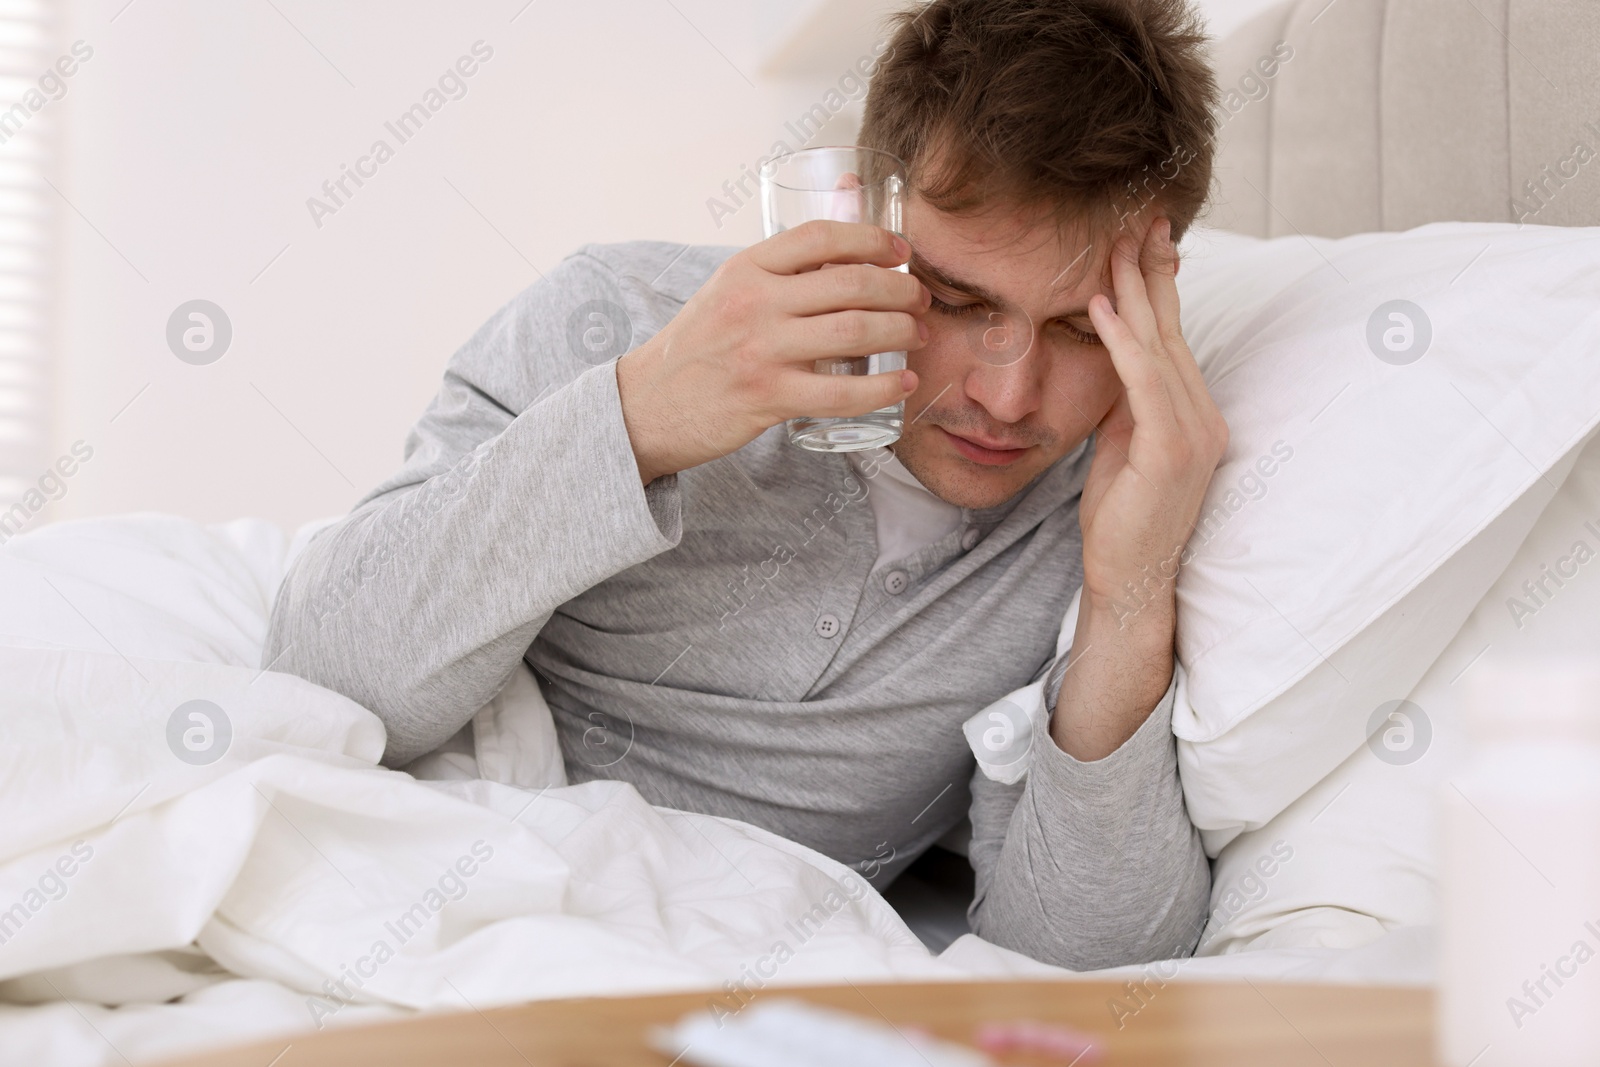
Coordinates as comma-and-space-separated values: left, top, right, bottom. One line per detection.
265, 0, 1226, 970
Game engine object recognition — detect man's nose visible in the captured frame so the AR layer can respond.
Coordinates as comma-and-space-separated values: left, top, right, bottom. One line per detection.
963, 317, 1043, 423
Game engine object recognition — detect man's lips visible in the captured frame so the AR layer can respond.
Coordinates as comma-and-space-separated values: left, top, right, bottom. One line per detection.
937, 426, 1031, 466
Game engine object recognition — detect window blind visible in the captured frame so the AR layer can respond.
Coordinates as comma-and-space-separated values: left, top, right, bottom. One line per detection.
0, 0, 53, 504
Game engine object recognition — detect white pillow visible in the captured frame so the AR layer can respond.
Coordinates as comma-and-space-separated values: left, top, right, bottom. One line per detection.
1170, 222, 1600, 849
0, 512, 349, 667
0, 512, 574, 799
1201, 425, 1600, 952
0, 514, 298, 666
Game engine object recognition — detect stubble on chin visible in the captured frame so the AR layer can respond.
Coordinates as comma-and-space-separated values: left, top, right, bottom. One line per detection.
892, 426, 1038, 510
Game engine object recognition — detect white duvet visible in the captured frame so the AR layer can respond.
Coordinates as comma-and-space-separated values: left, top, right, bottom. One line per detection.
0, 515, 1428, 1066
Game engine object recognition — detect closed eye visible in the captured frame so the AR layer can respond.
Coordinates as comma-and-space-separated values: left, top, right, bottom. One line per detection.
930, 295, 1103, 346
1056, 320, 1102, 346
929, 294, 984, 318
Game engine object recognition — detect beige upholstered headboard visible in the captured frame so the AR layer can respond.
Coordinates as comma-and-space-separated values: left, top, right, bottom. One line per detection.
1208, 0, 1600, 237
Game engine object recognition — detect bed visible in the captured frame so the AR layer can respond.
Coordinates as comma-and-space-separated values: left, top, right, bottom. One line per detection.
2, 2, 1597, 1064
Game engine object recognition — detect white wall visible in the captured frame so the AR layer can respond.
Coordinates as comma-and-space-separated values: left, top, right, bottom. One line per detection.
46, 0, 1282, 530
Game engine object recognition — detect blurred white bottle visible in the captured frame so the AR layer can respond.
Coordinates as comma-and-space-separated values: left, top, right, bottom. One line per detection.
1438, 659, 1600, 1066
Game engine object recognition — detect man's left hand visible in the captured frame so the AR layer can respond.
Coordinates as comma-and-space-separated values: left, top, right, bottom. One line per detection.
1052, 215, 1228, 761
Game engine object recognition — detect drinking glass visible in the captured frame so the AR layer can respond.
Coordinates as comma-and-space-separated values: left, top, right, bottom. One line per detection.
759, 145, 908, 452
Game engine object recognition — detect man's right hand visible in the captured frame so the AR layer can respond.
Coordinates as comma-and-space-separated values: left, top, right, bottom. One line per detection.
615, 220, 931, 485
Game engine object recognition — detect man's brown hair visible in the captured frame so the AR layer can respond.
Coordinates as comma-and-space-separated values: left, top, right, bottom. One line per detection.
859, 0, 1219, 242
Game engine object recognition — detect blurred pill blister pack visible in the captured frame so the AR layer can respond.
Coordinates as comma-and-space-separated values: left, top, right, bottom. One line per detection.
652, 998, 1102, 1067
652, 999, 992, 1067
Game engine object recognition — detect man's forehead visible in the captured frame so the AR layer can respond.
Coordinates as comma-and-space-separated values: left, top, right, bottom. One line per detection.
905, 192, 1158, 312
